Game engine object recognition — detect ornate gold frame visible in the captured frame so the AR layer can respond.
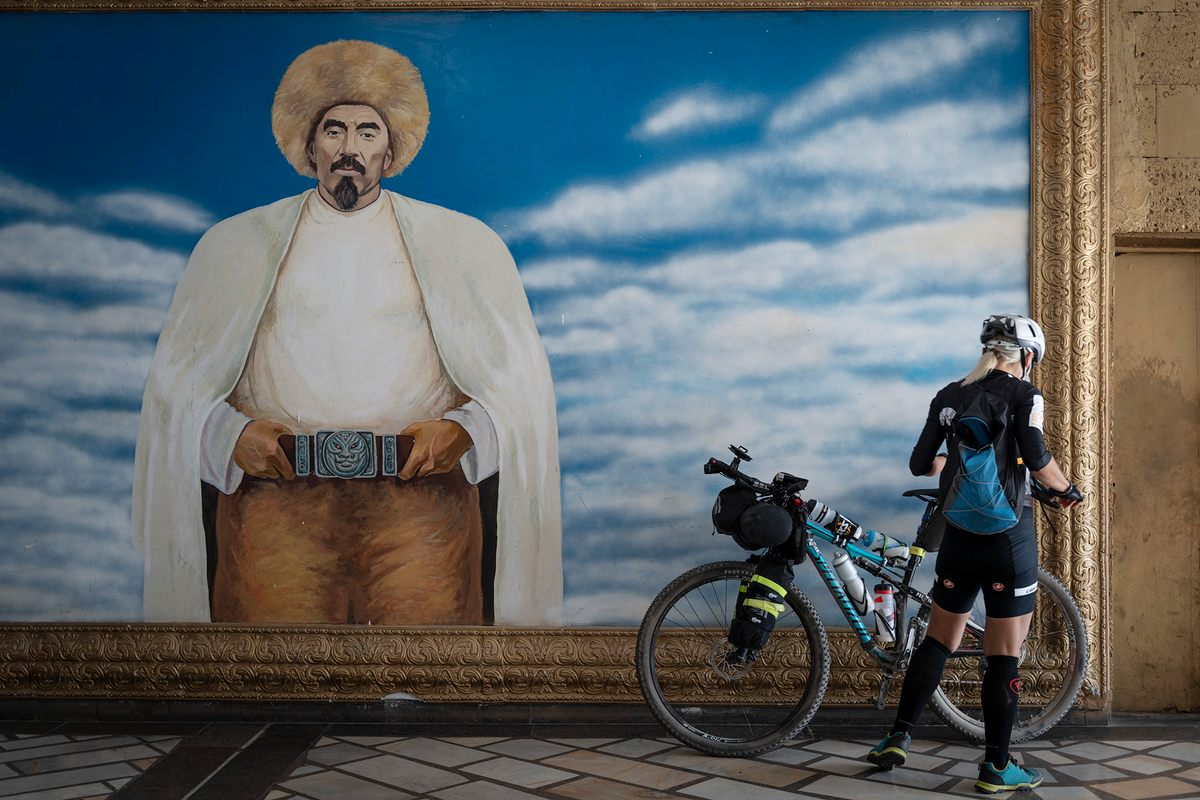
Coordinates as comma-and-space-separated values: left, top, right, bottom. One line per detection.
0, 0, 1106, 708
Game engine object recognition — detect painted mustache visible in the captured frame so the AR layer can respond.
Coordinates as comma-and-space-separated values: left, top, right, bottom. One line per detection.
330, 155, 366, 174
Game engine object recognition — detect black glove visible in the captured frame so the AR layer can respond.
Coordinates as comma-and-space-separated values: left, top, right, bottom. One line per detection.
1032, 478, 1083, 506
1030, 478, 1058, 505
1056, 482, 1084, 504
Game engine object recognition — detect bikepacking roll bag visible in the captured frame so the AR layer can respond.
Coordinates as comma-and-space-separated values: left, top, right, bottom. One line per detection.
728, 555, 793, 656
941, 387, 1024, 535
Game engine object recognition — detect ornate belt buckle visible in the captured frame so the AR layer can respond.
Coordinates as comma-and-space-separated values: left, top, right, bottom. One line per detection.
314, 430, 377, 479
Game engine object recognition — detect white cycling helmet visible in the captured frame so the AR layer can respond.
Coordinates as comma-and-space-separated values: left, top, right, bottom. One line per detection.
980, 314, 1046, 365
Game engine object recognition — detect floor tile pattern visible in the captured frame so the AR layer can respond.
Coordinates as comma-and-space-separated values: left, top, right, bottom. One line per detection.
0, 731, 179, 800
2, 720, 1197, 800
263, 732, 1200, 800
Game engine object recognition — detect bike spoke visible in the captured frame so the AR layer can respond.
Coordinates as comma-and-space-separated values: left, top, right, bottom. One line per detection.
637, 562, 830, 756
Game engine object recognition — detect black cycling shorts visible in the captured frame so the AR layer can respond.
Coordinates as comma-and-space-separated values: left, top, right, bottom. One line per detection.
930, 506, 1038, 618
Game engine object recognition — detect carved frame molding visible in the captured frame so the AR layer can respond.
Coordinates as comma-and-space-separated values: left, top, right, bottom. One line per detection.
0, 0, 1106, 706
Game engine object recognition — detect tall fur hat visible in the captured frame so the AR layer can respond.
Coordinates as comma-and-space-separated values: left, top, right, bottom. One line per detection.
272, 40, 430, 179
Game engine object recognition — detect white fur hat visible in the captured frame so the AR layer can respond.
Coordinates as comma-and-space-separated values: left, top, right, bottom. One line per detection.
272, 40, 430, 179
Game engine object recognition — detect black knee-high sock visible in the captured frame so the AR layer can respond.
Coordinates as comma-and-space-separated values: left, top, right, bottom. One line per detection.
982, 655, 1021, 767
891, 636, 952, 735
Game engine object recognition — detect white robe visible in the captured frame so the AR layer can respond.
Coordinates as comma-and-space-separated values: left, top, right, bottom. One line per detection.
132, 189, 562, 625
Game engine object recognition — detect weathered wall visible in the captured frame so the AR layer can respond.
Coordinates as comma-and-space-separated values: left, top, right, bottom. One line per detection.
1108, 0, 1200, 711
1110, 254, 1200, 712
1110, 0, 1200, 232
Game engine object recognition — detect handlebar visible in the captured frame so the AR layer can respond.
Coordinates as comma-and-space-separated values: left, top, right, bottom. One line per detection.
704, 456, 810, 497
704, 457, 773, 492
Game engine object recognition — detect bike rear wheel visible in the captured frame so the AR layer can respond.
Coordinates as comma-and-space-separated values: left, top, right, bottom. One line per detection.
929, 567, 1088, 742
636, 560, 830, 757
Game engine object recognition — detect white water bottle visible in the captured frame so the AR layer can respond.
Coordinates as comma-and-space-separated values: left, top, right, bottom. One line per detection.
873, 583, 896, 643
861, 530, 909, 561
808, 500, 865, 544
832, 552, 874, 616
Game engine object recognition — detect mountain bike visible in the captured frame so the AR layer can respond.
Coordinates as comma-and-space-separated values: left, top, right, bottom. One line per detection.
635, 445, 1089, 757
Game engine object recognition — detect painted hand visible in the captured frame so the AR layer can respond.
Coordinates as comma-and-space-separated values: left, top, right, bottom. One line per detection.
399, 419, 473, 480
233, 419, 295, 480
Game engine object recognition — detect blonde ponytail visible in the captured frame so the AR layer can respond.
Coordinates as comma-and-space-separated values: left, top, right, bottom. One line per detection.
962, 344, 1022, 385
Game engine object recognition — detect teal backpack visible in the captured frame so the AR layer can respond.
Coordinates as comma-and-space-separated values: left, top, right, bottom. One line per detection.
941, 387, 1023, 534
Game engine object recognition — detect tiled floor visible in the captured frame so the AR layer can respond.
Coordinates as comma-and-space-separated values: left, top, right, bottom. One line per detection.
0, 731, 181, 799
266, 734, 1200, 800
1, 717, 1197, 800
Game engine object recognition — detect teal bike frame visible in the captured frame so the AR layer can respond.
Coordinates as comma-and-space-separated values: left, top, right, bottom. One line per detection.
801, 518, 986, 669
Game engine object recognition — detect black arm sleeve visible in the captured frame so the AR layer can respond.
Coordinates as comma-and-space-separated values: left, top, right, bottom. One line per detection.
1013, 386, 1052, 471
910, 396, 945, 477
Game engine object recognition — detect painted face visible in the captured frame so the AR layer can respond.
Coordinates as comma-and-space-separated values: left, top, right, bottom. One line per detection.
307, 104, 393, 211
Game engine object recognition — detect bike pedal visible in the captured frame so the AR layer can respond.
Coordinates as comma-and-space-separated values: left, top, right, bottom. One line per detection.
874, 675, 894, 710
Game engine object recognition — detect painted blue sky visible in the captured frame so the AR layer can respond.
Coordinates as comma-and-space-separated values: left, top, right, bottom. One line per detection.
0, 11, 1030, 623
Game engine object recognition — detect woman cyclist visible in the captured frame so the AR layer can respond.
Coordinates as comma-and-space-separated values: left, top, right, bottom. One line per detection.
866, 314, 1084, 794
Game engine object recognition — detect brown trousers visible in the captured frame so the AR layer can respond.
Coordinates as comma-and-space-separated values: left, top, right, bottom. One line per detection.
211, 470, 482, 625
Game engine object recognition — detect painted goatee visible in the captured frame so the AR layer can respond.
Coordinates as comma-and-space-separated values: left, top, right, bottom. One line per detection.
333, 176, 360, 210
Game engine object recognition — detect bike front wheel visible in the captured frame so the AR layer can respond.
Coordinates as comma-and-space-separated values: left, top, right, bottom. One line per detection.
929, 566, 1088, 742
636, 560, 831, 757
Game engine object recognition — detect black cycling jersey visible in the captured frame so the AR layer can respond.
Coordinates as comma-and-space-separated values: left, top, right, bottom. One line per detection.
914, 370, 1050, 617
910, 369, 1052, 489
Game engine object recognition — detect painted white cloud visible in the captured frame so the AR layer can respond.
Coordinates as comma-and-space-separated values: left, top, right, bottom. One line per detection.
86, 190, 215, 233
0, 170, 214, 234
633, 88, 766, 140
537, 208, 1027, 349
0, 217, 181, 621
504, 99, 1027, 244
768, 17, 1022, 133
0, 222, 186, 296
764, 100, 1029, 191
0, 171, 72, 216
519, 256, 613, 292
509, 160, 748, 245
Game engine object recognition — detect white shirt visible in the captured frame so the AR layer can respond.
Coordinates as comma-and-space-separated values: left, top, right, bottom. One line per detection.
200, 192, 498, 492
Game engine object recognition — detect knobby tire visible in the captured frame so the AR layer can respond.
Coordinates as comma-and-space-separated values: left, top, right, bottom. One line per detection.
636, 561, 831, 757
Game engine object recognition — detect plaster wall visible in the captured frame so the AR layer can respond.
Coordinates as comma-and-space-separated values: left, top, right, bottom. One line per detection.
1108, 0, 1200, 711
1110, 0, 1200, 232
1111, 254, 1200, 711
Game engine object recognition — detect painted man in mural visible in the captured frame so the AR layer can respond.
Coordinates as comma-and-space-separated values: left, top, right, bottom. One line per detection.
132, 40, 561, 626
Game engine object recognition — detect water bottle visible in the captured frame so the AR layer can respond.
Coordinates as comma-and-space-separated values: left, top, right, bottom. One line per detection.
874, 584, 896, 643
832, 552, 874, 616
861, 530, 910, 561
807, 500, 865, 544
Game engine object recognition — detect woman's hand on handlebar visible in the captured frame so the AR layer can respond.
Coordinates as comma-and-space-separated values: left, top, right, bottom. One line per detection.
1054, 484, 1084, 508
1030, 457, 1084, 508
1031, 472, 1085, 509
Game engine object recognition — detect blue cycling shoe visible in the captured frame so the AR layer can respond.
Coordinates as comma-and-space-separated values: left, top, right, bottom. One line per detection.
975, 757, 1043, 793
866, 731, 911, 769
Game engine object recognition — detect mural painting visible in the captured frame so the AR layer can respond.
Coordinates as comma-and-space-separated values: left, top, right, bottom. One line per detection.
0, 12, 1030, 628
133, 40, 561, 625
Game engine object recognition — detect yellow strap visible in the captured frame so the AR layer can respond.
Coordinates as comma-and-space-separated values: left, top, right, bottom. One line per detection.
908, 546, 927, 558
744, 598, 785, 617
750, 574, 788, 597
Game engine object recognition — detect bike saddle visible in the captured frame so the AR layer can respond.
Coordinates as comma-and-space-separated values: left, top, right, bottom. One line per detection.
902, 488, 939, 502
